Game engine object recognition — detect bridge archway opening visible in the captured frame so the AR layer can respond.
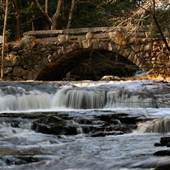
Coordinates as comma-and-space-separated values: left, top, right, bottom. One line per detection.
36, 49, 142, 81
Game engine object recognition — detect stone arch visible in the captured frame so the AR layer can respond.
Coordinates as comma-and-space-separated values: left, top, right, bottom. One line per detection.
5, 27, 169, 81
36, 48, 142, 81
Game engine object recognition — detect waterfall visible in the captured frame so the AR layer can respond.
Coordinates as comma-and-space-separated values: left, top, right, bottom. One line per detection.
51, 87, 157, 109
0, 92, 51, 111
137, 117, 170, 133
105, 90, 154, 108
0, 83, 161, 111
51, 87, 107, 109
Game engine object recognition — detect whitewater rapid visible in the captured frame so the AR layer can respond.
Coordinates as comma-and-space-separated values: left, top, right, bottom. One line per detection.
0, 80, 170, 170
0, 80, 169, 113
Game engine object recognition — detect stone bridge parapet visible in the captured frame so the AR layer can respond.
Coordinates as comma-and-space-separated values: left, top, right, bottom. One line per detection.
3, 27, 170, 80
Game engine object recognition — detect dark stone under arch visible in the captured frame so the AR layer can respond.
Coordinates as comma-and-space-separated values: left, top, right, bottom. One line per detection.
36, 49, 141, 81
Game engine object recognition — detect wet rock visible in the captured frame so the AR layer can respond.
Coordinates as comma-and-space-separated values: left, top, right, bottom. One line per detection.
154, 137, 170, 147
154, 150, 170, 156
96, 113, 140, 133
101, 75, 121, 81
0, 156, 40, 166
160, 137, 170, 146
0, 111, 144, 137
153, 137, 170, 159
32, 115, 77, 135
91, 131, 124, 137
155, 164, 170, 170
75, 113, 141, 136
154, 143, 165, 147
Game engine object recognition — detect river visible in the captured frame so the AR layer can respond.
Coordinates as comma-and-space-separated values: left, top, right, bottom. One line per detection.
0, 80, 170, 170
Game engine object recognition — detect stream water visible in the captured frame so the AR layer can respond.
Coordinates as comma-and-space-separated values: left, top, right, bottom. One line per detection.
0, 80, 170, 170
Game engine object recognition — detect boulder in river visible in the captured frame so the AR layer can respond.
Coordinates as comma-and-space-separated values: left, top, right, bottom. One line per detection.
154, 136, 170, 147
154, 150, 170, 156
32, 114, 78, 135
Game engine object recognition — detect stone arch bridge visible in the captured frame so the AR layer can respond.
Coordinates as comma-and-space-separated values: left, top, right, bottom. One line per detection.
4, 27, 170, 80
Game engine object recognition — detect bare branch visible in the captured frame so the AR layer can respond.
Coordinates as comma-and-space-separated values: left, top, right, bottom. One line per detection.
152, 0, 170, 52
51, 0, 62, 30
34, 0, 52, 24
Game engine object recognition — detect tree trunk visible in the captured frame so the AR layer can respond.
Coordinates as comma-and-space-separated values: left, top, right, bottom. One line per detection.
1, 0, 8, 80
35, 0, 63, 30
12, 0, 20, 39
45, 0, 48, 14
152, 0, 170, 52
66, 0, 76, 29
51, 0, 62, 30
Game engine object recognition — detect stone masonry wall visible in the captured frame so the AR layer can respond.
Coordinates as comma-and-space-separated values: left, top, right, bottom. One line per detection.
2, 27, 170, 80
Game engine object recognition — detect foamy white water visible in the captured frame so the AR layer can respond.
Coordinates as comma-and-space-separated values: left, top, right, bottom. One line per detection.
0, 80, 169, 112
0, 80, 170, 170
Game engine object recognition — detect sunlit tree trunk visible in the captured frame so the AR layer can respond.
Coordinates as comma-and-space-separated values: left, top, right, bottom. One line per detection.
45, 0, 48, 13
1, 0, 8, 80
67, 0, 76, 29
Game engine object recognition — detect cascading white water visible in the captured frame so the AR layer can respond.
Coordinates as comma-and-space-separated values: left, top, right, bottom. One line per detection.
0, 91, 52, 111
137, 117, 170, 133
105, 90, 154, 108
0, 81, 170, 170
51, 87, 107, 109
0, 84, 160, 111
51, 87, 157, 109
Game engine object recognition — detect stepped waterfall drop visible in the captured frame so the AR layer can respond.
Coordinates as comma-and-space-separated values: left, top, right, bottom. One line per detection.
0, 81, 162, 111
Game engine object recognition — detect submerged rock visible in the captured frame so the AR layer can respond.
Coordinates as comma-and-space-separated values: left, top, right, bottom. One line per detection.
32, 115, 78, 135
154, 150, 170, 156
0, 156, 40, 166
154, 137, 170, 159
154, 136, 170, 147
160, 137, 170, 146
155, 164, 170, 170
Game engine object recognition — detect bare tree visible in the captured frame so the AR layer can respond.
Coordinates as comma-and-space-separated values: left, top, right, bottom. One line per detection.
34, 0, 63, 30
1, 0, 8, 80
34, 0, 52, 25
67, 0, 76, 29
51, 0, 62, 30
151, 0, 170, 52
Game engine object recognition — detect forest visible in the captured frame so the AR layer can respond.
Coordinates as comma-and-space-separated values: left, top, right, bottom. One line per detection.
0, 0, 169, 41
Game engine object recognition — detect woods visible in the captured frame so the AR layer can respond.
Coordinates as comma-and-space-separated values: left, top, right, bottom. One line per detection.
0, 0, 169, 41
0, 0, 169, 62
0, 0, 168, 40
